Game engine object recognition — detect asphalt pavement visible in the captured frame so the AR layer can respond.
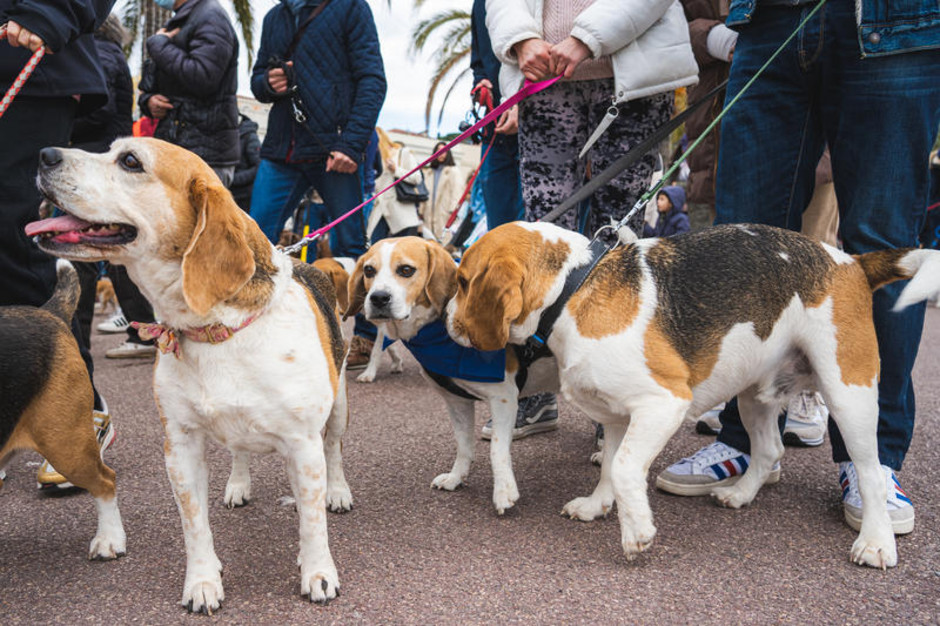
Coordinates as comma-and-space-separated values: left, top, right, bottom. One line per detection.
2, 308, 939, 625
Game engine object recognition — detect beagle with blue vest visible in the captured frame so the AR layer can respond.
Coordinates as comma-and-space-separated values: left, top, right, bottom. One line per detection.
27, 138, 351, 612
344, 237, 558, 514
0, 261, 126, 561
447, 220, 940, 569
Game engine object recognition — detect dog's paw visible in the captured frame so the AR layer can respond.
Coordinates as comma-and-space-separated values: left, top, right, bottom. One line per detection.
561, 495, 612, 521
711, 484, 753, 509
493, 481, 520, 515
326, 484, 353, 513
182, 579, 224, 615
300, 566, 340, 604
390, 361, 404, 374
431, 472, 465, 491
88, 530, 127, 561
621, 523, 657, 560
590, 450, 603, 466
223, 481, 251, 508
356, 369, 377, 383
851, 534, 898, 570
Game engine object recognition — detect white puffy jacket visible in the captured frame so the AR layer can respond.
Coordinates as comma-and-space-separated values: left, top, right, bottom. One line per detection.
486, 0, 698, 104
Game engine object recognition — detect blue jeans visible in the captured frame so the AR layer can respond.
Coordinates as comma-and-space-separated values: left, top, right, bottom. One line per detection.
250, 159, 367, 258
713, 0, 940, 471
480, 135, 525, 229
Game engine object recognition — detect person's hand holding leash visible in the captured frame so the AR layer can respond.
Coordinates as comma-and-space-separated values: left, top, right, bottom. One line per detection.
3, 21, 44, 53
550, 36, 591, 78
156, 27, 180, 39
494, 105, 518, 135
148, 94, 174, 119
327, 150, 357, 174
513, 38, 553, 82
268, 61, 293, 94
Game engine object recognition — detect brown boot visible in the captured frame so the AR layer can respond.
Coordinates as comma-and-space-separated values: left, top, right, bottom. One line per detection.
345, 334, 374, 371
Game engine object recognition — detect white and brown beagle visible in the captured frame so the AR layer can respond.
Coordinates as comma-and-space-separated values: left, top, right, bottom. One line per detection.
0, 261, 126, 561
447, 221, 940, 569
27, 138, 351, 612
345, 237, 558, 514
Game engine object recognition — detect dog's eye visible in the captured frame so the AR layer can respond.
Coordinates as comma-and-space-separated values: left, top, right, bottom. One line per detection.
397, 265, 415, 278
362, 265, 376, 279
118, 152, 143, 172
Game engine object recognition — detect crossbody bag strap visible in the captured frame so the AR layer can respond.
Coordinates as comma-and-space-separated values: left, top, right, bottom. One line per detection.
286, 0, 331, 59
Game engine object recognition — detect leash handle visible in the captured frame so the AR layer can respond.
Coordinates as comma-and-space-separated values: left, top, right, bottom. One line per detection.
0, 24, 47, 120
283, 75, 564, 255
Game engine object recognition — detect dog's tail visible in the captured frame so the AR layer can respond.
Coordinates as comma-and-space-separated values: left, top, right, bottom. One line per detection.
41, 260, 81, 324
854, 248, 940, 311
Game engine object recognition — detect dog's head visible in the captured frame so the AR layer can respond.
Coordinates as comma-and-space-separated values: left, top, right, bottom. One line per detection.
344, 237, 456, 327
447, 222, 586, 351
27, 138, 268, 317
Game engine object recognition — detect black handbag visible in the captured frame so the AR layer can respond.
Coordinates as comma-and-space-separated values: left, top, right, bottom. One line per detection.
393, 149, 430, 203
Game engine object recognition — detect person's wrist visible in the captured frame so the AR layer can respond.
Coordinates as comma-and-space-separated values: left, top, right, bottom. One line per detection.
706, 24, 738, 62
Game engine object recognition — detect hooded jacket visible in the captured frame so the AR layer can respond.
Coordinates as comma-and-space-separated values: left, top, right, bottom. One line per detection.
644, 186, 690, 238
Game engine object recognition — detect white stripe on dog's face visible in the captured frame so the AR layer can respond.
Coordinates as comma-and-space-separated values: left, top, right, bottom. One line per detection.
361, 238, 427, 321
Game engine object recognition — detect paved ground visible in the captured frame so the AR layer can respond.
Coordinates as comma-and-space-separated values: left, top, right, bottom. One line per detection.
2, 308, 940, 625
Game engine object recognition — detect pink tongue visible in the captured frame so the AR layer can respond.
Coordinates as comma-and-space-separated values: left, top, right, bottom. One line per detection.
25, 214, 94, 237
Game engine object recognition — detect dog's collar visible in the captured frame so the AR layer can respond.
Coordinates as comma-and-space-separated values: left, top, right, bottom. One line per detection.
132, 314, 260, 358
526, 237, 610, 351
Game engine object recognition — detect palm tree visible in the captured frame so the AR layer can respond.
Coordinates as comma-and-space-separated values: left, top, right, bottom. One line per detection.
121, 0, 255, 73
408, 0, 471, 132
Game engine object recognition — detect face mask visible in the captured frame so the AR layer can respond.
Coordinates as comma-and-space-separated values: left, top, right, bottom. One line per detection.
154, 0, 176, 11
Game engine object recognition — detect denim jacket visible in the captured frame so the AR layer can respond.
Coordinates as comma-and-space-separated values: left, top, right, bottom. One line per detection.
727, 0, 940, 57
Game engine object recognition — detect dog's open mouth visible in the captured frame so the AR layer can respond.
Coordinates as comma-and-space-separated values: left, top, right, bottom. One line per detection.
25, 212, 137, 247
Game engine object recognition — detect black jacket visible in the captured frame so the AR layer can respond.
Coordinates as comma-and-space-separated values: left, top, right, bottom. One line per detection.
0, 0, 111, 113
71, 36, 132, 152
230, 114, 261, 211
139, 0, 239, 167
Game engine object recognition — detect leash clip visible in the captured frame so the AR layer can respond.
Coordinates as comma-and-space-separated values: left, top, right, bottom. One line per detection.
579, 104, 619, 160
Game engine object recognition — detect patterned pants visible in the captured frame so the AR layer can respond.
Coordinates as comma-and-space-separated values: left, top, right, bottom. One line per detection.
518, 79, 672, 238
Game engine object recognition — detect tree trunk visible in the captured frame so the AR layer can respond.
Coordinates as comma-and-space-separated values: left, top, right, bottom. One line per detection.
140, 2, 171, 75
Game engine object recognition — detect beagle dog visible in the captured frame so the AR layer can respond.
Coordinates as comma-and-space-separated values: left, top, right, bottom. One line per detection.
313, 256, 404, 383
0, 261, 126, 561
27, 138, 350, 612
448, 221, 940, 569
95, 275, 118, 313
345, 237, 558, 514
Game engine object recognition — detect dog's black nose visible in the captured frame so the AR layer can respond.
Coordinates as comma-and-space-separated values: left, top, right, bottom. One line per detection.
369, 291, 391, 308
39, 147, 63, 169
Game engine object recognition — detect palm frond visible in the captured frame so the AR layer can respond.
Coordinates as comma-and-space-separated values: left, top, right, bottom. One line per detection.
410, 10, 469, 55
229, 0, 255, 68
121, 1, 141, 57
424, 48, 471, 131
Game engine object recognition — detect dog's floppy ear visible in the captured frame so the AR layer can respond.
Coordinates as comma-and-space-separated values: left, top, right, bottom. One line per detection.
462, 258, 523, 351
343, 256, 368, 320
423, 240, 457, 314
182, 176, 256, 316
312, 258, 350, 312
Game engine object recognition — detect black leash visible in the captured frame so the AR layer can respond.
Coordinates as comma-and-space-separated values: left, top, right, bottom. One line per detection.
539, 79, 728, 225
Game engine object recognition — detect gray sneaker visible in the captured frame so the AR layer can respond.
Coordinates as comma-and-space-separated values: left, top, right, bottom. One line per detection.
694, 403, 725, 435
481, 392, 559, 440
783, 391, 827, 447
105, 340, 157, 359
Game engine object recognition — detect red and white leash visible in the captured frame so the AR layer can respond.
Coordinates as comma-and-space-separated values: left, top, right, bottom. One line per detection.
283, 75, 563, 255
0, 24, 46, 119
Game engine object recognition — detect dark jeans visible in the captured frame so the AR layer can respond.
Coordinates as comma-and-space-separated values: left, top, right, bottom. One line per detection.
250, 158, 367, 258
109, 265, 156, 344
480, 135, 525, 229
713, 0, 940, 471
0, 97, 103, 408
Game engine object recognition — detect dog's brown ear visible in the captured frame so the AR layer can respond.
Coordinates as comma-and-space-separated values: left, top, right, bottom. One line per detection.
462, 259, 523, 351
343, 256, 368, 320
182, 176, 256, 316
312, 258, 350, 312
423, 240, 457, 314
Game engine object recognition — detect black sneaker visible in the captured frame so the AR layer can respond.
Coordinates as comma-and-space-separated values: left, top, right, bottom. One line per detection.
481, 392, 559, 440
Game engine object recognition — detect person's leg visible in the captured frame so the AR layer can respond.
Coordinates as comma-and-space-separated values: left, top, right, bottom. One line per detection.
819, 2, 940, 472
482, 136, 525, 229
212, 166, 235, 188
311, 167, 368, 259
74, 262, 99, 352
105, 265, 158, 359
250, 159, 312, 244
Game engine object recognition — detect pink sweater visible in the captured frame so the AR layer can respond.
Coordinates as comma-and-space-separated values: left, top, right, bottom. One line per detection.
543, 0, 613, 81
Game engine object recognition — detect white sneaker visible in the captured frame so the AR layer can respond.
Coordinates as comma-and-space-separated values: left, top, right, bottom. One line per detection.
694, 403, 725, 435
783, 391, 827, 447
97, 312, 128, 334
655, 441, 780, 496
105, 340, 157, 359
839, 462, 914, 535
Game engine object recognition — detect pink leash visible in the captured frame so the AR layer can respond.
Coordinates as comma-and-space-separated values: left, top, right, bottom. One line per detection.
0, 24, 46, 119
283, 75, 563, 255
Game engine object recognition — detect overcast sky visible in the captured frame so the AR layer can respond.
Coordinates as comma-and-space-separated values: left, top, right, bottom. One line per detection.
244, 0, 471, 136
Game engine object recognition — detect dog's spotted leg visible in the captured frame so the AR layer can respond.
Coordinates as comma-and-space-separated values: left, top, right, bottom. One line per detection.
165, 426, 224, 614
387, 342, 404, 374
562, 422, 624, 521
612, 399, 688, 560
223, 450, 252, 508
488, 396, 520, 514
431, 395, 475, 491
324, 376, 353, 513
285, 435, 340, 603
712, 389, 783, 508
